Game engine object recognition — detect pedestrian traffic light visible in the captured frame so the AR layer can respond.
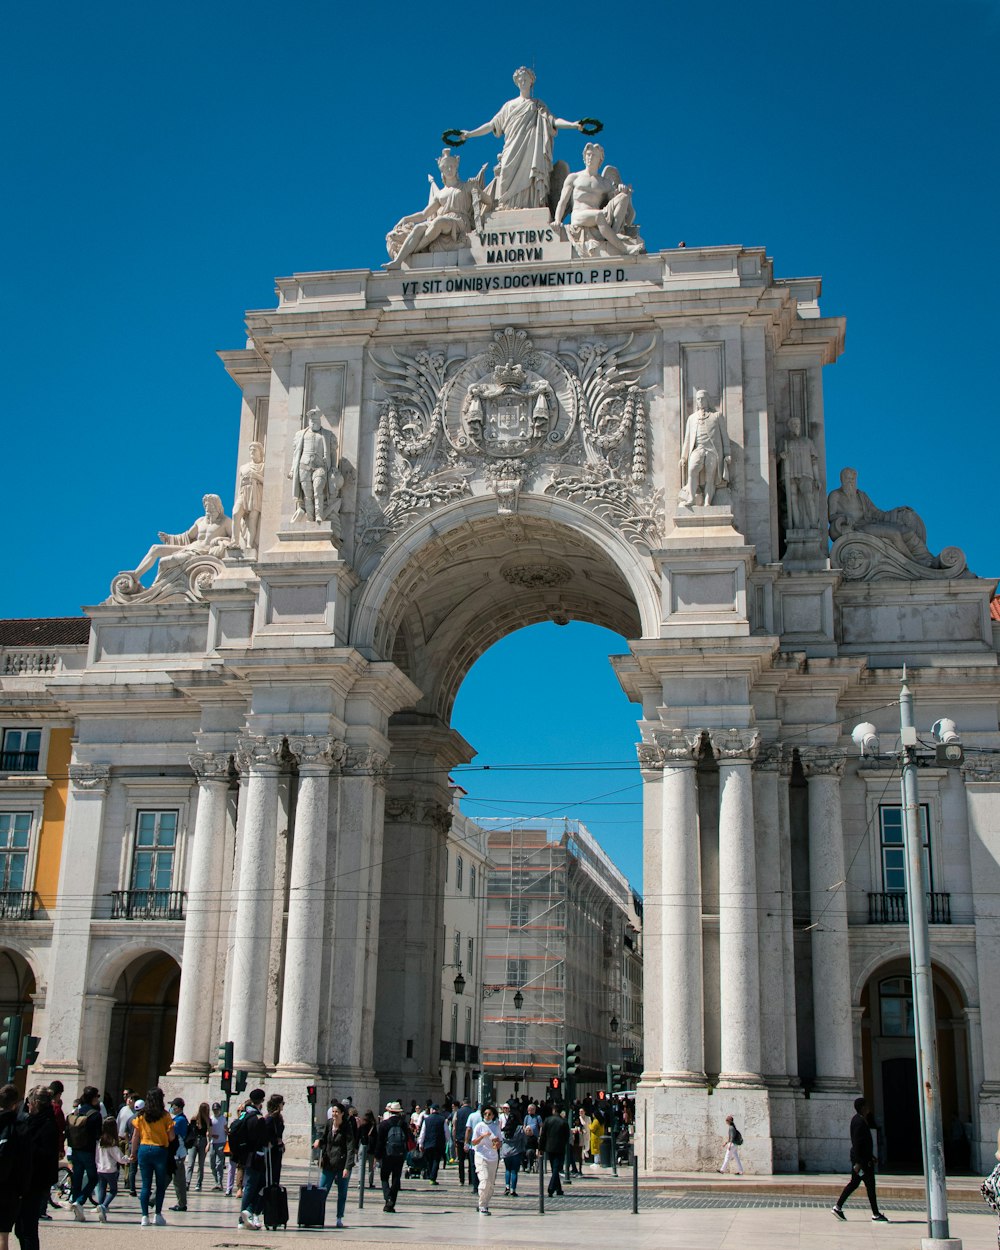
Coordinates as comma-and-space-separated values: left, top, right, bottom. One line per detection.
306, 1084, 317, 1105
551, 1076, 561, 1095
608, 1062, 624, 1092
1, 1014, 21, 1067
18, 1034, 41, 1069
564, 1042, 581, 1077
480, 1073, 494, 1106
234, 1069, 248, 1094
218, 1041, 234, 1095
596, 1089, 606, 1101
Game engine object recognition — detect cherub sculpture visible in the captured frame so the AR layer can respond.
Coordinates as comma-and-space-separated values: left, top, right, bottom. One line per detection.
384, 149, 490, 270
552, 142, 644, 258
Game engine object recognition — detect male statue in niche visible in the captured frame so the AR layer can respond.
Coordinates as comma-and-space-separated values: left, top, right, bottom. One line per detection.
778, 416, 821, 530
678, 389, 731, 507
290, 408, 334, 523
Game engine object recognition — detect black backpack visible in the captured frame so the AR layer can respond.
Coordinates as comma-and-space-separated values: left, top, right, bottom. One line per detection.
732, 1128, 744, 1147
385, 1119, 407, 1157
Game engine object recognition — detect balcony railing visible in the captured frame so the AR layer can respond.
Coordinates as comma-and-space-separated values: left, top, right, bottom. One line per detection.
0, 751, 39, 771
110, 889, 186, 920
1, 650, 60, 675
0, 891, 37, 919
868, 891, 951, 925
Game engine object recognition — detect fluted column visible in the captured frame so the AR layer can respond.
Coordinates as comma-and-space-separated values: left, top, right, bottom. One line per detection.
277, 735, 346, 1072
230, 735, 284, 1072
777, 753, 799, 1079
802, 748, 855, 1089
645, 729, 705, 1082
169, 751, 233, 1075
712, 729, 763, 1084
753, 743, 787, 1081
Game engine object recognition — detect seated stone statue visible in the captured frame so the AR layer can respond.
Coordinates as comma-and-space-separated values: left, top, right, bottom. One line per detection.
828, 467, 937, 565
127, 494, 233, 586
384, 149, 489, 270
552, 142, 644, 257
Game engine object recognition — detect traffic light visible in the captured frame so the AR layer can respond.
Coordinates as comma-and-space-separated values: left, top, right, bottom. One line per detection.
480, 1073, 494, 1106
306, 1084, 317, 1105
608, 1062, 624, 1093
217, 1041, 234, 1096
234, 1069, 248, 1094
596, 1089, 606, 1101
564, 1042, 581, 1077
18, 1034, 41, 1069
1, 1014, 21, 1069
551, 1076, 561, 1097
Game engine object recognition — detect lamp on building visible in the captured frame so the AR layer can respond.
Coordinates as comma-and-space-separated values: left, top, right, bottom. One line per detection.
513, 990, 524, 1010
443, 962, 465, 995
610, 1015, 619, 1034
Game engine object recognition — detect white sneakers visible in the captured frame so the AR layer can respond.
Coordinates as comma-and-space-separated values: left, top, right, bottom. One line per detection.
97, 1205, 107, 1223
71, 1203, 86, 1222
239, 1210, 261, 1230
140, 1216, 150, 1227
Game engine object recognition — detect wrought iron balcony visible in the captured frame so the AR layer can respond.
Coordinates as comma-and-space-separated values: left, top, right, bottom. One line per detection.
110, 889, 186, 920
0, 890, 37, 919
868, 891, 951, 925
0, 751, 39, 771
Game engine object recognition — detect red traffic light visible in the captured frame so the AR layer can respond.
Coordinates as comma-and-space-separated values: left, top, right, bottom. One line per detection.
306, 1084, 317, 1105
222, 1069, 232, 1082
551, 1077, 561, 1089
597, 1089, 606, 1100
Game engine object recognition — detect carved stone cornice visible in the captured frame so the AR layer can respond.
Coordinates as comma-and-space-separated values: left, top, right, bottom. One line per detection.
708, 728, 761, 763
636, 742, 664, 772
189, 751, 233, 783
69, 763, 110, 793
235, 735, 285, 774
287, 735, 349, 773
962, 752, 1000, 783
799, 747, 847, 779
752, 742, 784, 773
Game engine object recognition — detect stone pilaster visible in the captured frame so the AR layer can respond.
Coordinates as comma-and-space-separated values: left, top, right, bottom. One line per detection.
169, 752, 234, 1077
777, 753, 799, 1081
711, 729, 763, 1085
230, 734, 284, 1073
276, 735, 347, 1074
752, 743, 787, 1081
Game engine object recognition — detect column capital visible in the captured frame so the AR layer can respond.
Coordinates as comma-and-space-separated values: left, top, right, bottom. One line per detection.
385, 797, 417, 822
189, 751, 233, 783
287, 735, 349, 773
344, 747, 391, 784
637, 728, 701, 770
235, 734, 285, 774
708, 728, 760, 763
800, 746, 846, 778
962, 752, 1000, 782
68, 763, 110, 793
423, 800, 452, 835
751, 741, 783, 772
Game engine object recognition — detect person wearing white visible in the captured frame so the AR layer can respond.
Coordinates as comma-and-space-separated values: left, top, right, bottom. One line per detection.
209, 1103, 228, 1189
471, 1105, 502, 1214
719, 1114, 744, 1175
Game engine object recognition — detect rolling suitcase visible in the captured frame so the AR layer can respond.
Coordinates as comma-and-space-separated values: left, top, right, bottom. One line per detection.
298, 1154, 328, 1228
262, 1149, 289, 1230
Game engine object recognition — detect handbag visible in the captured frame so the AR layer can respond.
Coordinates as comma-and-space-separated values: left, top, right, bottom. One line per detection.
982, 1160, 1000, 1214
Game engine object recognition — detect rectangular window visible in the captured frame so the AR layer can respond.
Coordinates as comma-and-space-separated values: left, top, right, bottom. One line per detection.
1, 729, 41, 772
469, 865, 476, 897
510, 899, 530, 927
452, 929, 461, 966
0, 812, 31, 891
879, 804, 931, 893
456, 855, 464, 891
132, 810, 177, 895
451, 1002, 458, 1044
506, 957, 528, 987
467, 937, 474, 973
465, 1005, 472, 1044
504, 1022, 527, 1051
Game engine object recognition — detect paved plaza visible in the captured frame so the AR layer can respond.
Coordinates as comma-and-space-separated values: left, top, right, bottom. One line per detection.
32, 1164, 996, 1248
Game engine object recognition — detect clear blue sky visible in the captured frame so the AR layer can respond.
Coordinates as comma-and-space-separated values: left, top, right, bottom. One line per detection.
3, 0, 997, 890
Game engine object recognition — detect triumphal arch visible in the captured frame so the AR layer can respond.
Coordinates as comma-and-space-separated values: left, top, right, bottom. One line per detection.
31, 69, 1000, 1173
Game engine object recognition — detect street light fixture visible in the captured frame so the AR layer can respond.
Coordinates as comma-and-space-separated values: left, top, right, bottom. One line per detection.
513, 990, 524, 1010
609, 1015, 619, 1034
443, 962, 465, 995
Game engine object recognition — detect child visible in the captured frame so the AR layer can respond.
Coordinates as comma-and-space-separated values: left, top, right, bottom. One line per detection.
96, 1116, 128, 1220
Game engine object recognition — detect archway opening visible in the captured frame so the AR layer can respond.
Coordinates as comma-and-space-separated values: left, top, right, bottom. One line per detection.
0, 948, 36, 1095
106, 951, 180, 1101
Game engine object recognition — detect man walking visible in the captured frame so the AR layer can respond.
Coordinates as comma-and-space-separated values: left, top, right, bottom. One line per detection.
169, 1098, 189, 1211
64, 1087, 102, 1219
375, 1101, 409, 1212
718, 1114, 744, 1174
209, 1102, 227, 1190
235, 1089, 267, 1231
452, 1099, 473, 1186
539, 1106, 570, 1196
418, 1104, 446, 1184
832, 1098, 888, 1223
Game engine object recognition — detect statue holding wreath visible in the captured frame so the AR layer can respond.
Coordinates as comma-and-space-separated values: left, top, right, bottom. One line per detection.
385, 148, 490, 269
446, 66, 600, 212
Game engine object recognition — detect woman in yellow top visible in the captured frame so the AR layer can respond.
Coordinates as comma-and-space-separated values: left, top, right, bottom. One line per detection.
129, 1089, 176, 1227
589, 1112, 603, 1162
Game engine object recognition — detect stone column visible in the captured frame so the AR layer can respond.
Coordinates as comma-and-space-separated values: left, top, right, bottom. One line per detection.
777, 754, 799, 1080
169, 752, 233, 1077
649, 729, 705, 1082
636, 738, 664, 1080
32, 763, 110, 1083
801, 748, 855, 1088
712, 729, 763, 1084
276, 735, 346, 1073
230, 735, 284, 1073
753, 743, 787, 1080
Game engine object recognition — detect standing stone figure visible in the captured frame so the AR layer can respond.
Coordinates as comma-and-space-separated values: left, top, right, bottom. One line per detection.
384, 149, 489, 270
455, 67, 586, 210
552, 142, 643, 257
678, 389, 731, 507
232, 441, 265, 550
778, 416, 820, 529
290, 409, 331, 523
128, 494, 232, 585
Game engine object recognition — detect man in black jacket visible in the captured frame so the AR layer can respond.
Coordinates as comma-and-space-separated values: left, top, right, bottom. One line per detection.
374, 1102, 409, 1212
832, 1098, 888, 1222
418, 1105, 446, 1184
64, 1086, 102, 1220
539, 1110, 570, 1196
14, 1085, 60, 1250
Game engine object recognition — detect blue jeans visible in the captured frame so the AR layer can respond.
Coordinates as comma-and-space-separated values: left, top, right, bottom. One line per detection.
504, 1156, 522, 1191
320, 1168, 352, 1219
70, 1149, 98, 1206
242, 1160, 266, 1215
96, 1170, 119, 1209
137, 1145, 169, 1217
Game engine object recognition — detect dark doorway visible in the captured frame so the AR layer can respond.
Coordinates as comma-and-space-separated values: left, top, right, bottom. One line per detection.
881, 1056, 920, 1169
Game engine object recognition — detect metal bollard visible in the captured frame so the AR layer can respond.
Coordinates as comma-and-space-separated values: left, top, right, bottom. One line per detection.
538, 1151, 545, 1214
632, 1153, 638, 1214
357, 1144, 365, 1208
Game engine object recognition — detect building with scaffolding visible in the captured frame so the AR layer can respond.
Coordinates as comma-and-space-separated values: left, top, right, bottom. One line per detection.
477, 818, 642, 1103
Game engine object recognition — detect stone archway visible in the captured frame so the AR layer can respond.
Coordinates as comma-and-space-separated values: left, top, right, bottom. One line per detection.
0, 947, 37, 1094
105, 951, 181, 1101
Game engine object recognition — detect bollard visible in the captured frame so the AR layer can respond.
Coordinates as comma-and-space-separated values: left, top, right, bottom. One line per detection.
632, 1153, 638, 1214
357, 1144, 365, 1208
538, 1150, 545, 1214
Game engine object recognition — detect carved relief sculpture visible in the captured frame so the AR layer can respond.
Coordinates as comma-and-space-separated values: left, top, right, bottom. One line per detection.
289, 408, 342, 523
109, 493, 232, 604
778, 416, 820, 530
552, 143, 644, 258
678, 390, 731, 507
232, 441, 265, 551
384, 149, 489, 269
828, 466, 968, 580
452, 67, 588, 211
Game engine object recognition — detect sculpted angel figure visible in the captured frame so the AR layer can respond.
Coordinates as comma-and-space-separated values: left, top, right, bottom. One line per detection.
454, 66, 586, 210
553, 143, 644, 257
232, 440, 264, 550
385, 149, 489, 270
128, 494, 232, 585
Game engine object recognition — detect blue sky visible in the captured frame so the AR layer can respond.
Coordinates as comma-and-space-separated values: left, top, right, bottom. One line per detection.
3, 0, 997, 889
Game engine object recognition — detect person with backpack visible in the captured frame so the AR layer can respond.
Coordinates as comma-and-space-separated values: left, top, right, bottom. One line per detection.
13, 1085, 60, 1250
374, 1101, 411, 1212
0, 1083, 31, 1250
208, 1102, 227, 1191
64, 1086, 102, 1220
128, 1088, 176, 1227
718, 1114, 744, 1175
234, 1088, 268, 1231
185, 1102, 212, 1192
168, 1098, 189, 1211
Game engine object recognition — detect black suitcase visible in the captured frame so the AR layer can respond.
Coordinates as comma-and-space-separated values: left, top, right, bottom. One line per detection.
297, 1182, 327, 1228
262, 1152, 289, 1230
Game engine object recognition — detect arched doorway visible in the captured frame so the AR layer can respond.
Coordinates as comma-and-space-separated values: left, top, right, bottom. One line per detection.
860, 959, 972, 1172
0, 947, 36, 1094
105, 951, 180, 1099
